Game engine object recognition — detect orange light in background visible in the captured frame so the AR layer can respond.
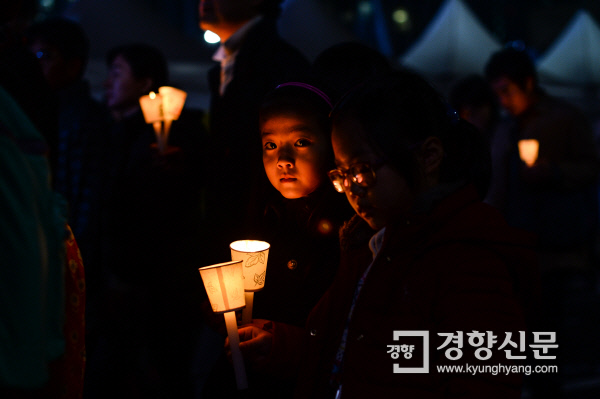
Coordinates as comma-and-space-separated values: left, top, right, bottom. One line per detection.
317, 219, 333, 235
518, 139, 539, 167
139, 86, 187, 154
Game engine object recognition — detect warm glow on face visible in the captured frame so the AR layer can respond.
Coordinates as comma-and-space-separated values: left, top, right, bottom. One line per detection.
261, 114, 330, 199
491, 77, 533, 116
332, 117, 415, 231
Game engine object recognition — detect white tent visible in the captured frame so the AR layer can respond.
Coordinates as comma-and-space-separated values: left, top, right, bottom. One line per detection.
537, 10, 600, 86
398, 0, 501, 79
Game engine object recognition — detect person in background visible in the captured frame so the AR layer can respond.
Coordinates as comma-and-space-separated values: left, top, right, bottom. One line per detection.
198, 0, 310, 264
26, 18, 110, 342
0, 2, 86, 398
84, 43, 205, 399
0, 0, 58, 176
232, 69, 538, 398
448, 73, 500, 142
0, 85, 68, 399
485, 47, 600, 399
310, 41, 392, 105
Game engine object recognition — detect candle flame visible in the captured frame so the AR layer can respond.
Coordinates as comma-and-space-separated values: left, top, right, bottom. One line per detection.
149, 91, 156, 100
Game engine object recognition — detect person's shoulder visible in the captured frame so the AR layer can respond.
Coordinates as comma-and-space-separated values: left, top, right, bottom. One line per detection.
339, 214, 375, 252
241, 18, 309, 66
538, 92, 585, 119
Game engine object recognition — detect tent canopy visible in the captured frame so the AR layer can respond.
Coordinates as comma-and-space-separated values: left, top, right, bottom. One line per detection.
399, 0, 501, 79
537, 10, 600, 86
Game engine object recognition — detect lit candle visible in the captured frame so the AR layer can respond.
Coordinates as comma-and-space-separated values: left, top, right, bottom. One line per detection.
139, 87, 187, 155
230, 240, 270, 325
198, 260, 247, 390
518, 139, 539, 167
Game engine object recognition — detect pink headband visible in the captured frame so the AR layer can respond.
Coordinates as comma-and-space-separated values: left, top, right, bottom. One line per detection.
276, 82, 333, 109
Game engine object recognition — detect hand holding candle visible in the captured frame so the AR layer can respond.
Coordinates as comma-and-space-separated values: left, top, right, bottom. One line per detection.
227, 323, 273, 365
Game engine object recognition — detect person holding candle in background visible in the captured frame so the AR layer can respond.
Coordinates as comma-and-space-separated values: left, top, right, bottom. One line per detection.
233, 69, 539, 398
484, 47, 598, 262
84, 43, 206, 399
484, 47, 599, 399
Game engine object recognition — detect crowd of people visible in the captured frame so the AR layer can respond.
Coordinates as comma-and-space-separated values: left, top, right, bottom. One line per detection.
2, 0, 599, 398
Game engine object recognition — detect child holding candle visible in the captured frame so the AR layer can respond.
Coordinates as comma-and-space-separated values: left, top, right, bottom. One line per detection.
202, 81, 354, 398
235, 69, 539, 398
251, 82, 355, 326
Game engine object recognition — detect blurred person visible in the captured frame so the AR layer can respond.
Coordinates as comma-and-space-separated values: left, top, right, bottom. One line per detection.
0, 2, 75, 398
83, 43, 206, 399
311, 41, 392, 104
484, 47, 598, 270
230, 70, 538, 398
26, 18, 110, 336
485, 47, 600, 399
0, 82, 67, 398
198, 0, 310, 264
0, 0, 59, 176
448, 73, 500, 141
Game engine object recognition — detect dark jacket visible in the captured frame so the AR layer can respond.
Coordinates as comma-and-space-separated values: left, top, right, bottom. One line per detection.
252, 185, 355, 327
267, 185, 539, 398
202, 185, 353, 399
487, 92, 598, 250
100, 109, 205, 288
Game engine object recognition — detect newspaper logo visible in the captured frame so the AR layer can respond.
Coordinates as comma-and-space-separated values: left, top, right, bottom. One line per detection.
390, 331, 429, 373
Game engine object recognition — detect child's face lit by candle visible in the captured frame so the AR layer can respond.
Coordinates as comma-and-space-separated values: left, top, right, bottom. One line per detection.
332, 116, 415, 230
261, 112, 330, 199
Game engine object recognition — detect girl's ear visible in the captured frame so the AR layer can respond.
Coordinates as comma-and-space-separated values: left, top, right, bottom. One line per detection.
419, 136, 444, 176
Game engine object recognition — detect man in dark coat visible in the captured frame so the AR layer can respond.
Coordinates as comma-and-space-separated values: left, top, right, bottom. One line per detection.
485, 47, 599, 399
198, 0, 310, 263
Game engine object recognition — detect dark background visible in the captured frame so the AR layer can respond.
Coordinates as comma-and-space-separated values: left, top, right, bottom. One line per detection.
32, 1, 600, 397
39, 0, 600, 58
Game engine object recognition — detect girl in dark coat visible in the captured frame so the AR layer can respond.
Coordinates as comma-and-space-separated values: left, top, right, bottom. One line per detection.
251, 82, 354, 327
235, 70, 539, 398
203, 82, 353, 398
